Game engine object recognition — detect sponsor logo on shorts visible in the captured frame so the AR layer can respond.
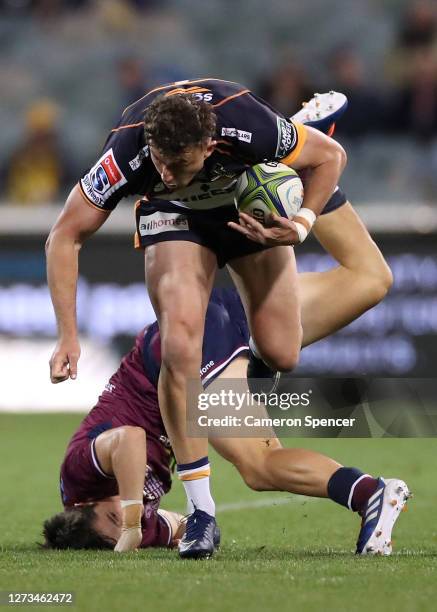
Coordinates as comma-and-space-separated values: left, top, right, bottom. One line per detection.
221, 127, 252, 143
275, 116, 297, 159
200, 360, 215, 376
129, 145, 149, 170
81, 148, 127, 206
139, 211, 189, 236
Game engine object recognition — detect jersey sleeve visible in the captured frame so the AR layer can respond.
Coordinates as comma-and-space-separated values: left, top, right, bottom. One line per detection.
217, 92, 307, 166
79, 122, 148, 211
140, 505, 172, 548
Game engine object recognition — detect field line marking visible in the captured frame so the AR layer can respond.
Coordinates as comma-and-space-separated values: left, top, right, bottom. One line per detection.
216, 495, 320, 513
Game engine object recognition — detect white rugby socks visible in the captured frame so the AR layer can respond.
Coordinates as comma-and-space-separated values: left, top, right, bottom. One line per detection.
177, 457, 215, 517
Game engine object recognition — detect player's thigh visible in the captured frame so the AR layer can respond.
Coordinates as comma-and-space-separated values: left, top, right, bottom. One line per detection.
227, 246, 301, 357
145, 241, 217, 348
313, 202, 392, 276
94, 426, 145, 476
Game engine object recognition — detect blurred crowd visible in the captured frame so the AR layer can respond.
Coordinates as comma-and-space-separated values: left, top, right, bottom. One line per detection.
259, 1, 437, 141
0, 0, 160, 16
1, 0, 437, 204
0, 54, 155, 204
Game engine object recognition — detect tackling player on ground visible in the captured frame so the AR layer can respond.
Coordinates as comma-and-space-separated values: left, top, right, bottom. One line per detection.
43, 289, 410, 557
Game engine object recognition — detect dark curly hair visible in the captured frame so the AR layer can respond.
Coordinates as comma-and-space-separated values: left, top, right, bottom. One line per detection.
144, 94, 217, 157
42, 506, 114, 550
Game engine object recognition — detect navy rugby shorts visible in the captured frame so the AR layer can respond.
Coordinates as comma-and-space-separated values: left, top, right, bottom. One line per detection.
134, 189, 347, 268
135, 199, 270, 268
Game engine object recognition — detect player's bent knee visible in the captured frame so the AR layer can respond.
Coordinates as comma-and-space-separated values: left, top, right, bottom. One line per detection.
259, 334, 302, 372
114, 426, 146, 446
274, 348, 301, 373
160, 321, 203, 372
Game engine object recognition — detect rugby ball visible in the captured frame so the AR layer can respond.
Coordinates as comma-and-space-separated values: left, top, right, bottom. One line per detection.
234, 162, 304, 225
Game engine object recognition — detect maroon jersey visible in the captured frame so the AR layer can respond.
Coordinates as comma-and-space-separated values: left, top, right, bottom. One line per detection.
60, 333, 173, 547
59, 288, 249, 547
63, 330, 172, 502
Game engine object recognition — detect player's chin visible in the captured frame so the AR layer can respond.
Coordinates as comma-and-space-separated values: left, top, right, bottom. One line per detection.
165, 176, 193, 189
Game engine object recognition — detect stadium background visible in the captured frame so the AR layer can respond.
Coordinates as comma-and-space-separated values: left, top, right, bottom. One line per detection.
0, 2, 436, 610
1, 0, 437, 410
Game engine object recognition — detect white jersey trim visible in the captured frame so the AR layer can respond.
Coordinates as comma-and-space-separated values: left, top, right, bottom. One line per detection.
90, 438, 114, 479
202, 345, 249, 387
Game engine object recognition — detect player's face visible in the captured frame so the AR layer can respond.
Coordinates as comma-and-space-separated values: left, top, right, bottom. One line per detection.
149, 138, 216, 189
91, 500, 122, 543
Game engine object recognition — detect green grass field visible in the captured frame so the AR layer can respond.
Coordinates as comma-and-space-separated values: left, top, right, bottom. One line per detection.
0, 413, 436, 612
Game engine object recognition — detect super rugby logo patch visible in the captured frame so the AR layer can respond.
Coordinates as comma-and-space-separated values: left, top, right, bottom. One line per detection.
81, 148, 127, 206
275, 117, 297, 159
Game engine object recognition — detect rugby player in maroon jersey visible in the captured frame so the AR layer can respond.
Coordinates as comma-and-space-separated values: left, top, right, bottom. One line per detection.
43, 289, 409, 556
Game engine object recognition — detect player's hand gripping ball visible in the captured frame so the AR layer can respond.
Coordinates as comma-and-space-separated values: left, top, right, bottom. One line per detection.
234, 162, 304, 225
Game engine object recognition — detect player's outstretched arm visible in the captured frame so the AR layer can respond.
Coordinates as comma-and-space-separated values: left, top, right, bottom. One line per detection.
46, 184, 110, 383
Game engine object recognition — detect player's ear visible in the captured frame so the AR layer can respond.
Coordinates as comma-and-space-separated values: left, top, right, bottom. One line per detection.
204, 137, 216, 158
